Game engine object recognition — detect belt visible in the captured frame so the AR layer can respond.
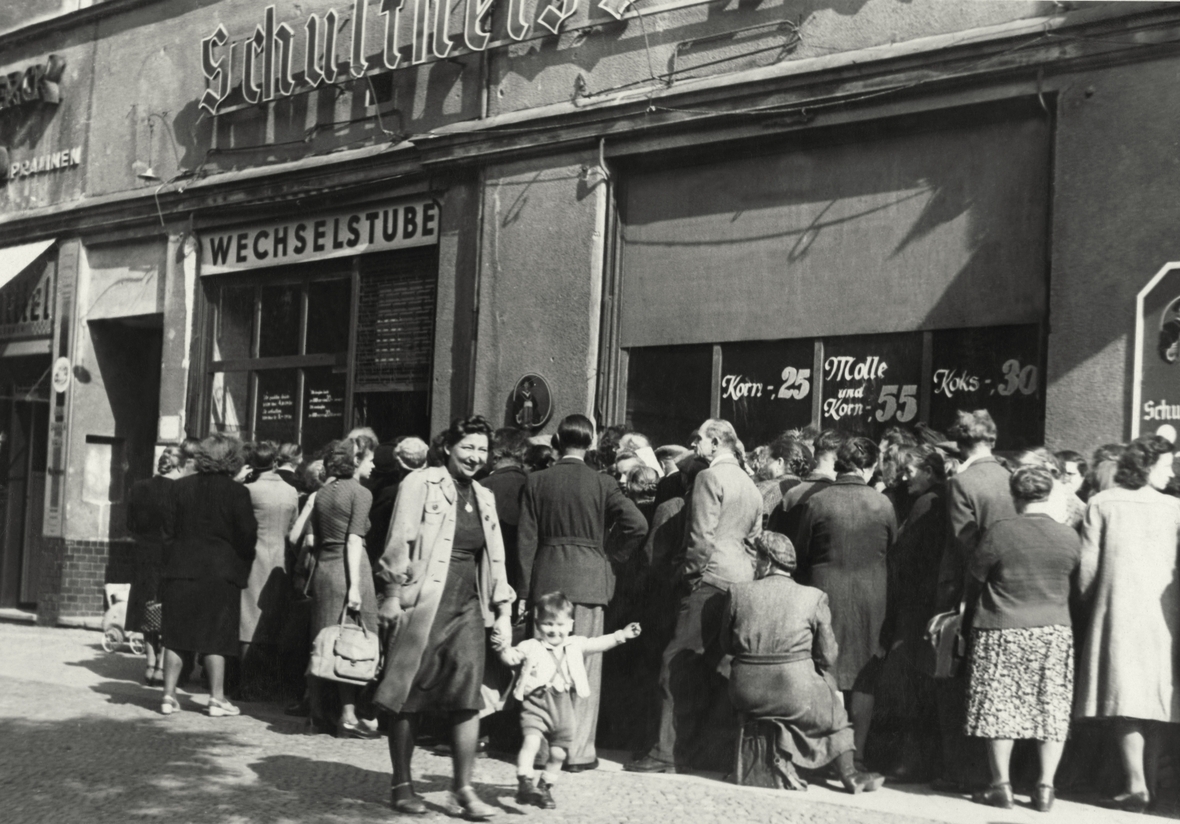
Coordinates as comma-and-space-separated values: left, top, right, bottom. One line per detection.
539, 537, 600, 549
733, 651, 813, 665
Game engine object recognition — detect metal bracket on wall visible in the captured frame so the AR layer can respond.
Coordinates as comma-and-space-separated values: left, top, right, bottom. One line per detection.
666, 19, 801, 88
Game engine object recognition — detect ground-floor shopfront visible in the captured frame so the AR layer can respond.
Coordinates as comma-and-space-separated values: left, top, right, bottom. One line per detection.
3, 20, 1180, 626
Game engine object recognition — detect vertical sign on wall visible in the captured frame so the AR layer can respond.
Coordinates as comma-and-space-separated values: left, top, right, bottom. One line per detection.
44, 244, 74, 538
1133, 263, 1180, 440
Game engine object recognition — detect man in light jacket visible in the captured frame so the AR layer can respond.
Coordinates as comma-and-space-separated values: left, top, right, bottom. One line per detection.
626, 418, 762, 773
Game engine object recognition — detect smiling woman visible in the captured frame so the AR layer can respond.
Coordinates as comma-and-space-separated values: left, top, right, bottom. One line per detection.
373, 415, 514, 819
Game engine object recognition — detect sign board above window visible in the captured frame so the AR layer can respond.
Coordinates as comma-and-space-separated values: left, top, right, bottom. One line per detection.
200, 198, 439, 275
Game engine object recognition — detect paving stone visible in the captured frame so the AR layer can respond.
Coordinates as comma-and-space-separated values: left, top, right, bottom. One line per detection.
0, 623, 1164, 824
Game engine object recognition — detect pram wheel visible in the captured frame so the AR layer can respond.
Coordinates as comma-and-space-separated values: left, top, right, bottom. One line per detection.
102, 627, 124, 653
129, 634, 146, 656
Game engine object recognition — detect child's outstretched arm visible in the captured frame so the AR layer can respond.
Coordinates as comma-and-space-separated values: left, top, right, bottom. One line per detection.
582, 622, 641, 655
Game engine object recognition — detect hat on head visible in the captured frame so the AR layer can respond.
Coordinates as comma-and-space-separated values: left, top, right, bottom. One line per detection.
373, 443, 399, 474
755, 531, 797, 573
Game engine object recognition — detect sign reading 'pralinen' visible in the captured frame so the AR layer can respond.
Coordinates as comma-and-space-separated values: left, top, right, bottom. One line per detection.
200, 198, 439, 274
200, 0, 630, 114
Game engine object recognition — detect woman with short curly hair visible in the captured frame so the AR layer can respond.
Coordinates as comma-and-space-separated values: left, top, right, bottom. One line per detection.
1075, 434, 1180, 811
308, 437, 377, 737
375, 416, 514, 819
159, 434, 258, 717
964, 466, 1081, 812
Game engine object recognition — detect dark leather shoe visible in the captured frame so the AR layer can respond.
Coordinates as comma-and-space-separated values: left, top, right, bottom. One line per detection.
972, 783, 1014, 809
515, 776, 543, 807
284, 701, 310, 717
391, 784, 427, 816
535, 779, 557, 810
1033, 784, 1055, 813
842, 771, 886, 794
623, 755, 677, 773
562, 758, 599, 773
1102, 791, 1149, 813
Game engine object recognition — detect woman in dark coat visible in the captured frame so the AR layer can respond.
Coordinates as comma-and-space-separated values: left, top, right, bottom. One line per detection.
376, 416, 514, 820
126, 446, 183, 685
308, 437, 378, 738
879, 445, 947, 780
795, 436, 896, 766
722, 531, 884, 793
159, 434, 258, 717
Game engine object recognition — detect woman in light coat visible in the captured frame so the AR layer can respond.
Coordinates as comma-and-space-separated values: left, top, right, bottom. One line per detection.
375, 416, 514, 820
1075, 434, 1180, 812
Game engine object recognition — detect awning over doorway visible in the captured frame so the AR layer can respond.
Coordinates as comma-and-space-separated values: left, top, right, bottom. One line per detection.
0, 239, 55, 292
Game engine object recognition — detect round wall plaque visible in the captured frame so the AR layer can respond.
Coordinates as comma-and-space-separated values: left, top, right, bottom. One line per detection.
511, 373, 553, 430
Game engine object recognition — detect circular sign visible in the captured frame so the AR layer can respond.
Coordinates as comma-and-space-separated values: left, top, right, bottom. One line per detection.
51, 357, 71, 394
511, 373, 553, 430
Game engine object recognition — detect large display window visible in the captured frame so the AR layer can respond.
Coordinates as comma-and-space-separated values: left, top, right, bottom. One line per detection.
203, 247, 436, 449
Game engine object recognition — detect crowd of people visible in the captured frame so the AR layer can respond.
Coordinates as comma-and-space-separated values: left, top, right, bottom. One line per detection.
121, 408, 1180, 818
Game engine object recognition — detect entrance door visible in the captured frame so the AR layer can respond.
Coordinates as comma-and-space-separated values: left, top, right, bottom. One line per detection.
0, 396, 49, 608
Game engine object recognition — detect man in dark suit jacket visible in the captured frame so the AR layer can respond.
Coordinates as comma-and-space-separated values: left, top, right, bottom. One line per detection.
518, 414, 648, 770
480, 428, 531, 595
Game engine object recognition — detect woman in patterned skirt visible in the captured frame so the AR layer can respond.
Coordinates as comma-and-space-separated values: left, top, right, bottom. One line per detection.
964, 465, 1081, 813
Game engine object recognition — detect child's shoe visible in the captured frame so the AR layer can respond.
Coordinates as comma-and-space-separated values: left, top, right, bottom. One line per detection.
515, 776, 545, 807
535, 779, 557, 810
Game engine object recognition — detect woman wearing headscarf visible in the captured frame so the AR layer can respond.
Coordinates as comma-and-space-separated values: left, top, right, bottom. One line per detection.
375, 416, 514, 820
127, 445, 184, 685
1074, 435, 1180, 812
159, 434, 258, 717
963, 466, 1081, 812
721, 531, 884, 793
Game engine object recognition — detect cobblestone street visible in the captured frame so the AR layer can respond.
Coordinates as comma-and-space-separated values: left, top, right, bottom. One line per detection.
0, 623, 1166, 824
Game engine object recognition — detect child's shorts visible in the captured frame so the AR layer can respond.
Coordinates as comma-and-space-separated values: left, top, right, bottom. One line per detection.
520, 688, 576, 749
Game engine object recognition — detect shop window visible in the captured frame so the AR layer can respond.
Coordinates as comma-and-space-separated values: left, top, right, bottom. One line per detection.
204, 248, 437, 449
625, 324, 1044, 452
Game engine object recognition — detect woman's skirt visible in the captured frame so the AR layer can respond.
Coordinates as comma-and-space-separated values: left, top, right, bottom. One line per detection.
965, 624, 1073, 741
161, 577, 241, 658
309, 547, 378, 640
729, 660, 854, 769
126, 551, 163, 634
401, 550, 485, 713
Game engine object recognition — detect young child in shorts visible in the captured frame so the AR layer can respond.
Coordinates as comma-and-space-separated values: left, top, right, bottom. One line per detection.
496, 591, 641, 809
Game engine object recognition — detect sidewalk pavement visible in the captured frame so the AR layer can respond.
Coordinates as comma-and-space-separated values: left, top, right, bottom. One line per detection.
0, 623, 1164, 824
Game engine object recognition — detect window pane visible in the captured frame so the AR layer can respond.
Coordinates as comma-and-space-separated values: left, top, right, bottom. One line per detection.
255, 369, 299, 444
352, 390, 429, 442
306, 278, 352, 355
719, 339, 815, 448
302, 366, 347, 452
626, 344, 713, 448
259, 284, 300, 358
210, 371, 250, 437
216, 286, 254, 361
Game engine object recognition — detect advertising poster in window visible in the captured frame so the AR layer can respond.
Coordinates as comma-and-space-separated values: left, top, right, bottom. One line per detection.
719, 339, 814, 447
255, 370, 299, 444
302, 366, 347, 451
820, 333, 924, 439
928, 325, 1043, 450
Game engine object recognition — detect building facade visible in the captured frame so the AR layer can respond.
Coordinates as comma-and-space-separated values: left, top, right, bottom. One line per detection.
0, 0, 1178, 621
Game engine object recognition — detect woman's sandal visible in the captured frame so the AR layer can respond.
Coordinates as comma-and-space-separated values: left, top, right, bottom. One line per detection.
449, 786, 497, 821
160, 695, 181, 716
390, 782, 427, 816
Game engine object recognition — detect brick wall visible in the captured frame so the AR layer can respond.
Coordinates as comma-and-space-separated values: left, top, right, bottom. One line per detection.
36, 537, 134, 625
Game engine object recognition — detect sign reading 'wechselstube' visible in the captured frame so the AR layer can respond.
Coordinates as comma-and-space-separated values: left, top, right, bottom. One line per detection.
200, 198, 439, 274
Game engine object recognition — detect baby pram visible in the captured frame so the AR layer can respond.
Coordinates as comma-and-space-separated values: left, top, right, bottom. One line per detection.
101, 582, 145, 655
